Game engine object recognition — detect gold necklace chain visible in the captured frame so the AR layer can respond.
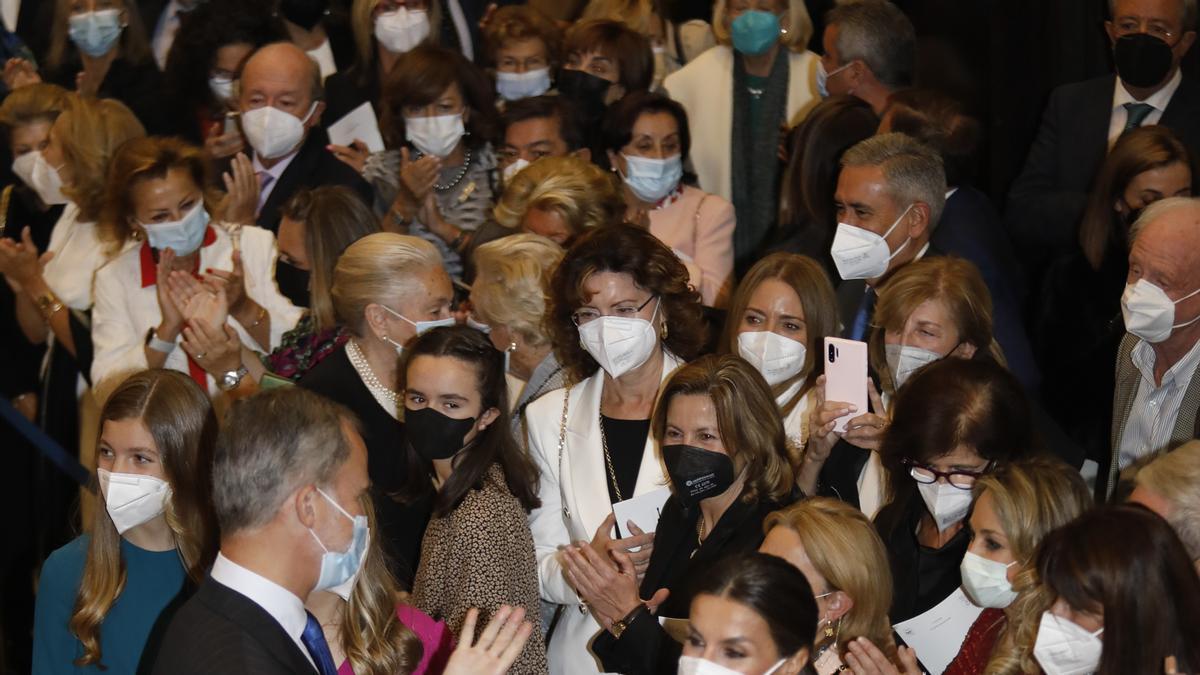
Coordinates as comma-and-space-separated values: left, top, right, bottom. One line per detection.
598, 409, 623, 503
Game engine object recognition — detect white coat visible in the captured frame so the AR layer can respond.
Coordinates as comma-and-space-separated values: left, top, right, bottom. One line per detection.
525, 351, 685, 674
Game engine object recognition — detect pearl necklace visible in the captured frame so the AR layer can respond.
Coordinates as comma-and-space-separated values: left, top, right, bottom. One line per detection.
434, 146, 473, 192
346, 339, 400, 410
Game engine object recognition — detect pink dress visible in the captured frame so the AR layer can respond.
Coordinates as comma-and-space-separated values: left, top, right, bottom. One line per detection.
337, 604, 455, 675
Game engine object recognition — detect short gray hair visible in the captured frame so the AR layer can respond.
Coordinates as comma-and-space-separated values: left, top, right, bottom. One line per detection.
1128, 195, 1200, 242
842, 132, 947, 226
1109, 0, 1198, 31
1136, 440, 1200, 559
213, 388, 357, 533
826, 0, 915, 89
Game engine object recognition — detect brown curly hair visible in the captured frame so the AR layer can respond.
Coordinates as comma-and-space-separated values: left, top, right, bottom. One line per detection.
547, 224, 706, 382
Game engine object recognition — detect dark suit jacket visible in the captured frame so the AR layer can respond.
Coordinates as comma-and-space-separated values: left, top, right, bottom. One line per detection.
1006, 74, 1200, 257
253, 129, 374, 234
14, 0, 55, 65
151, 577, 317, 675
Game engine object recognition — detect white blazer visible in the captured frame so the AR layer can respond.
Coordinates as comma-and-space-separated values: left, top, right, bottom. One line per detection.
525, 351, 685, 675
664, 45, 820, 202
91, 223, 303, 395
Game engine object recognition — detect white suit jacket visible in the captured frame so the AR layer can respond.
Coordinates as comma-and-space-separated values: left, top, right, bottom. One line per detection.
525, 351, 684, 674
664, 45, 820, 202
91, 223, 302, 395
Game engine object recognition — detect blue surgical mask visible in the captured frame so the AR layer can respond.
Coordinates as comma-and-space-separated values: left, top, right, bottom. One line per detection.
380, 305, 455, 355
496, 67, 552, 102
816, 59, 852, 98
308, 488, 370, 593
142, 202, 211, 256
620, 154, 683, 203
68, 9, 124, 58
730, 10, 782, 56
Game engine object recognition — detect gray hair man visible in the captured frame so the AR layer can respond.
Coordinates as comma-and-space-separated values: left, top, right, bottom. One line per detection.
819, 0, 916, 114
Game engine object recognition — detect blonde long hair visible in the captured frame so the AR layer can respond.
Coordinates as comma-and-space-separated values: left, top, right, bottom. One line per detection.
471, 233, 563, 351
764, 498, 896, 662
56, 95, 146, 223
981, 458, 1092, 675
69, 370, 218, 667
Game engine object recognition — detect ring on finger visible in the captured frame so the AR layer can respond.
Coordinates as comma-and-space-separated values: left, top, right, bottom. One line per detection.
195, 353, 205, 359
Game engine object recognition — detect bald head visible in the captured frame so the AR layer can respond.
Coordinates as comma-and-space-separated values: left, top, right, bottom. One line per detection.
239, 42, 324, 114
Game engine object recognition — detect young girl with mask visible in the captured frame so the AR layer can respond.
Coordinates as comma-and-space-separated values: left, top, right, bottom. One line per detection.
90, 136, 302, 397
400, 325, 547, 674
680, 552, 817, 675
525, 223, 706, 675
563, 354, 797, 675
32, 369, 218, 674
1032, 505, 1200, 675
603, 92, 736, 308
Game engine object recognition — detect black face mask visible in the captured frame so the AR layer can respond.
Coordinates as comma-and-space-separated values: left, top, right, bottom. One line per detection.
406, 406, 477, 461
1114, 33, 1175, 89
275, 259, 311, 308
279, 0, 329, 30
556, 69, 612, 117
662, 444, 736, 509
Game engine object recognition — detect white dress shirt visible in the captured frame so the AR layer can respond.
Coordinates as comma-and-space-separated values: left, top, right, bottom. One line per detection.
209, 552, 317, 670
1107, 68, 1182, 147
152, 0, 185, 70
1118, 336, 1200, 468
1, 0, 19, 33
307, 39, 337, 81
252, 150, 300, 215
90, 222, 303, 394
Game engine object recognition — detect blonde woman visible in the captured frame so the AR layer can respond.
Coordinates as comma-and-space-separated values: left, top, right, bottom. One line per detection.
469, 233, 565, 426
759, 497, 904, 673
663, 0, 818, 271
491, 154, 624, 247
32, 369, 218, 674
723, 252, 837, 458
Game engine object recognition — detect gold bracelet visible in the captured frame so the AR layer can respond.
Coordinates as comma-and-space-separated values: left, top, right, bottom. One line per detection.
35, 290, 63, 320
246, 304, 267, 328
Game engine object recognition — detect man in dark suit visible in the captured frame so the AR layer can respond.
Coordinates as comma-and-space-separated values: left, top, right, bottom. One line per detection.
152, 388, 370, 675
1007, 0, 1200, 260
236, 41, 372, 236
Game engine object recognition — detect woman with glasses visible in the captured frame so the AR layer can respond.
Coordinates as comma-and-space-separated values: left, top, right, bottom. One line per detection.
873, 357, 1037, 623
524, 224, 706, 675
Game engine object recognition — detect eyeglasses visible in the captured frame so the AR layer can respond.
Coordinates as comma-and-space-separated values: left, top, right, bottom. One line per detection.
571, 295, 657, 326
902, 457, 992, 490
1113, 20, 1181, 43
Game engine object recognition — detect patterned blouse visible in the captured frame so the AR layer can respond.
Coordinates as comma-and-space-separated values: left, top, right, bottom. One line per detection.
260, 313, 350, 381
411, 464, 548, 674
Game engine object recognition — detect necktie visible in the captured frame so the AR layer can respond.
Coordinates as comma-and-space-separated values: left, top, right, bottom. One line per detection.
300, 611, 338, 675
256, 171, 274, 216
849, 286, 876, 341
1123, 102, 1155, 131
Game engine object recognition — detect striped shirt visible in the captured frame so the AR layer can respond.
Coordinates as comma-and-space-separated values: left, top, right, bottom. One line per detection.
1118, 337, 1200, 468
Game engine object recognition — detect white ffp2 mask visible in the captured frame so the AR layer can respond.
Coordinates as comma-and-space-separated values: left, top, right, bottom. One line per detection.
916, 479, 973, 532
830, 204, 913, 281
885, 343, 942, 389
737, 330, 807, 386
374, 8, 430, 54
241, 102, 317, 160
1032, 611, 1103, 675
578, 300, 661, 379
1121, 278, 1200, 344
97, 468, 172, 535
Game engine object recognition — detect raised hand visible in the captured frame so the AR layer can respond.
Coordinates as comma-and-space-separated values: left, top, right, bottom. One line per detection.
328, 139, 370, 173
220, 153, 259, 226
443, 606, 533, 675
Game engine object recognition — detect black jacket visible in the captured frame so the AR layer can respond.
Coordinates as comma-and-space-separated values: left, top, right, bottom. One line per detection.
251, 129, 374, 234
151, 578, 317, 675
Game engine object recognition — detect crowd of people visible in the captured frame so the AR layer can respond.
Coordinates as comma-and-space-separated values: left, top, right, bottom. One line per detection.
1, 0, 1199, 674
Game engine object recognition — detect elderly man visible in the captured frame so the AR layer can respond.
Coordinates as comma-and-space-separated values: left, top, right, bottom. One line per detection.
1130, 440, 1200, 570
237, 42, 371, 238
1008, 0, 1200, 261
1108, 197, 1200, 499
819, 0, 915, 115
152, 388, 368, 674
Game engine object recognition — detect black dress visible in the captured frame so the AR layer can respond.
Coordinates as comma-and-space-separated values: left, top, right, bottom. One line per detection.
298, 344, 431, 587
874, 492, 970, 623
592, 491, 791, 675
45, 56, 169, 135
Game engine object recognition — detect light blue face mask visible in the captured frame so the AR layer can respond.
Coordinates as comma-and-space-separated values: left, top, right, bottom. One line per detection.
142, 202, 211, 256
308, 488, 370, 593
730, 10, 782, 56
621, 154, 683, 203
379, 305, 455, 355
68, 9, 125, 58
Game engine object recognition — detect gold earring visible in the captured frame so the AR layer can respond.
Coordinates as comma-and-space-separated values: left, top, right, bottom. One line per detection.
660, 322, 668, 340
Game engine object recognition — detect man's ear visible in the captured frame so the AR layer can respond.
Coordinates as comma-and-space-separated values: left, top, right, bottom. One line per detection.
907, 202, 932, 239
307, 100, 326, 129
293, 484, 320, 529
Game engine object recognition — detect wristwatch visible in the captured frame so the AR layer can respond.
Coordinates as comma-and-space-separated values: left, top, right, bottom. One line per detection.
609, 604, 647, 640
217, 365, 249, 391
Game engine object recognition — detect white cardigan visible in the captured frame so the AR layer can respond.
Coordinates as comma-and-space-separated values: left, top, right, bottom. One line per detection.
664, 45, 820, 202
525, 351, 684, 675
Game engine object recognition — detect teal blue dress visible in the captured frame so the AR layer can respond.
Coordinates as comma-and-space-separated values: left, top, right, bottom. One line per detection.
33, 535, 186, 674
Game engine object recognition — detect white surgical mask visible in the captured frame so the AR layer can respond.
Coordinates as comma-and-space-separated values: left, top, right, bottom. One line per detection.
308, 488, 370, 593
1032, 611, 1104, 675
68, 9, 124, 58
830, 204, 913, 281
18, 151, 68, 205
406, 113, 466, 159
737, 330, 807, 386
380, 305, 455, 355
621, 154, 683, 203
578, 299, 661, 379
96, 468, 172, 535
142, 202, 211, 256
916, 479, 973, 532
816, 59, 852, 98
241, 102, 317, 160
496, 67, 552, 102
1121, 278, 1200, 344
502, 157, 531, 184
209, 75, 235, 103
374, 8, 430, 54
885, 343, 942, 389
960, 551, 1018, 609
677, 655, 787, 675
